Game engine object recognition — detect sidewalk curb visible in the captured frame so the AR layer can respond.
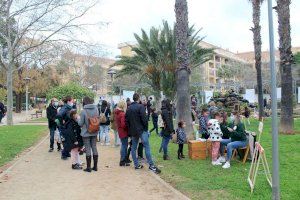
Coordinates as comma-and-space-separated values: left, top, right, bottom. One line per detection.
149, 171, 191, 200
0, 134, 49, 179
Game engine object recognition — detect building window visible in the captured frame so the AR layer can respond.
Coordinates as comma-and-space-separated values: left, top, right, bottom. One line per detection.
215, 56, 221, 62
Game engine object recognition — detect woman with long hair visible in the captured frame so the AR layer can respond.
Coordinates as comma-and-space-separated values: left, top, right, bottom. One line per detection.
115, 100, 130, 166
218, 111, 248, 169
160, 99, 174, 160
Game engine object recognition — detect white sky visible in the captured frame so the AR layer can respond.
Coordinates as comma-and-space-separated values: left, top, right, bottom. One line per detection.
81, 0, 300, 58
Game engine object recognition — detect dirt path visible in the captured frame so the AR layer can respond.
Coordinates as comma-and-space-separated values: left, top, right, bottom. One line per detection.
0, 135, 189, 200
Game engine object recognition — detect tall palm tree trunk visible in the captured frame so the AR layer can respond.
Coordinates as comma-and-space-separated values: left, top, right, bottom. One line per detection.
276, 0, 294, 133
175, 0, 193, 140
251, 0, 264, 121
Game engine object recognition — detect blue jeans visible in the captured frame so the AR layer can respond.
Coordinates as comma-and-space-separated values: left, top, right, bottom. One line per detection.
131, 131, 154, 167
99, 125, 110, 143
161, 135, 172, 156
220, 139, 248, 161
114, 130, 120, 146
120, 137, 128, 161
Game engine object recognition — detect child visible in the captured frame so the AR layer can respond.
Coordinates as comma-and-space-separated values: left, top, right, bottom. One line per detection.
158, 111, 164, 153
199, 108, 209, 139
208, 112, 223, 166
176, 121, 187, 160
149, 108, 159, 135
68, 110, 83, 170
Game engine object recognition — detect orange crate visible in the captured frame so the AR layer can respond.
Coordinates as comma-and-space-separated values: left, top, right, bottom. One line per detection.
188, 140, 207, 160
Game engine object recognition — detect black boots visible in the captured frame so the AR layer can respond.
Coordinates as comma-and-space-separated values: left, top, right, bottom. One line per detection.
92, 155, 98, 171
119, 160, 130, 167
178, 150, 182, 160
178, 150, 185, 160
84, 155, 98, 172
84, 156, 92, 172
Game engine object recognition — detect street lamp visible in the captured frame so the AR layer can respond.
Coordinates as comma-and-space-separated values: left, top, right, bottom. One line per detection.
23, 77, 31, 116
107, 69, 116, 108
267, 0, 280, 199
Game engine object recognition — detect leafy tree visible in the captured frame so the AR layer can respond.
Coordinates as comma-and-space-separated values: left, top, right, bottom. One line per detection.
114, 21, 212, 107
0, 88, 6, 101
46, 83, 95, 101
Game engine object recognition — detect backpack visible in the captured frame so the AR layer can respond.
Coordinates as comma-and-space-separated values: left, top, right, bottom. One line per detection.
99, 107, 107, 124
86, 110, 100, 133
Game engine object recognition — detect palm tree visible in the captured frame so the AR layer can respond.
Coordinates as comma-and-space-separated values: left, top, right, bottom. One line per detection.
249, 0, 265, 121
174, 0, 194, 139
114, 21, 212, 112
276, 0, 294, 133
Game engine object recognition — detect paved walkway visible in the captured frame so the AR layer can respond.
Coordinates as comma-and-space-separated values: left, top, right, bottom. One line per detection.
0, 135, 189, 200
0, 110, 42, 126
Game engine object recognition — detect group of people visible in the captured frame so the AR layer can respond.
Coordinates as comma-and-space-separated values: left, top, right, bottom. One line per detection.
46, 93, 162, 174
198, 106, 248, 169
46, 92, 249, 174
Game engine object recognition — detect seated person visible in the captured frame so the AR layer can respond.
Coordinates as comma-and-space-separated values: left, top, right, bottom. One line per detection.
218, 111, 247, 169
198, 108, 209, 139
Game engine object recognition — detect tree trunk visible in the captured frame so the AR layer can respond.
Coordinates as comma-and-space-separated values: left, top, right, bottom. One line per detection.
175, 0, 193, 140
15, 93, 22, 113
277, 0, 294, 133
251, 1, 264, 121
6, 63, 14, 125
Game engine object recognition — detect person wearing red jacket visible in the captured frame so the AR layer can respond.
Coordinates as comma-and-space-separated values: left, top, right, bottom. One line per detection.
115, 100, 130, 167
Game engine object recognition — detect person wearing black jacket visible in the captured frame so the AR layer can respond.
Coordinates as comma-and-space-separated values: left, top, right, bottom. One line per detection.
99, 100, 111, 145
0, 100, 6, 124
125, 93, 161, 174
56, 96, 74, 160
67, 110, 83, 170
149, 108, 159, 135
46, 98, 61, 152
146, 97, 152, 121
160, 99, 174, 160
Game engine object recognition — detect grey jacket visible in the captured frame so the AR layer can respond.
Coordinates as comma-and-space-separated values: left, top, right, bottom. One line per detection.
78, 104, 99, 138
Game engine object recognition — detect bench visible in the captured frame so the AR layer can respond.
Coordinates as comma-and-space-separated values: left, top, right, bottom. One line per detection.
31, 110, 43, 119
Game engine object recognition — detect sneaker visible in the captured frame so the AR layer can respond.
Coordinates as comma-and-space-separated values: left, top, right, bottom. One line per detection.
120, 161, 130, 167
222, 161, 231, 169
72, 164, 82, 170
48, 148, 54, 152
149, 165, 161, 174
218, 156, 226, 163
135, 165, 144, 170
212, 160, 222, 166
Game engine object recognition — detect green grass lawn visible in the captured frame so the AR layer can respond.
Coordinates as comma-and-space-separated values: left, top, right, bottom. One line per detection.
149, 118, 300, 200
0, 125, 47, 167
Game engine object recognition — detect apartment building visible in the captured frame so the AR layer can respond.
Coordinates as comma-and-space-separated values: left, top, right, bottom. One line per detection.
59, 52, 115, 96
